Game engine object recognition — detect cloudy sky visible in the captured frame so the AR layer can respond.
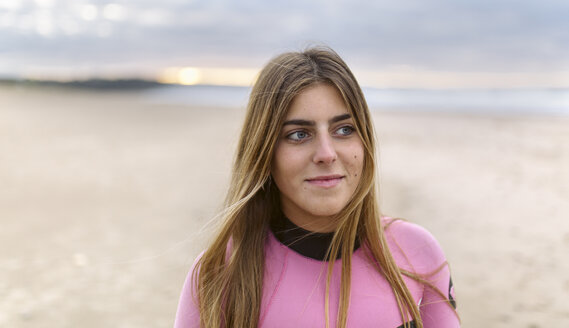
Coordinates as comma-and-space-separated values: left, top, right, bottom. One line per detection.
1, 0, 568, 87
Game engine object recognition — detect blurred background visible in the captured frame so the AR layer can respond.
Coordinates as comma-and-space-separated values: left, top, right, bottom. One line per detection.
1, 0, 568, 327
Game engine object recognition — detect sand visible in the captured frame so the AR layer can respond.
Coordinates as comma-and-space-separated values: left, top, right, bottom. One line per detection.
1, 85, 568, 327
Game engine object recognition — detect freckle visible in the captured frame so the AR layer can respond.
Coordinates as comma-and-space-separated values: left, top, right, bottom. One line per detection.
355, 174, 358, 177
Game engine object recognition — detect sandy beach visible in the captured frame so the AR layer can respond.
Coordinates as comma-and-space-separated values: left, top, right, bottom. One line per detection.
1, 85, 568, 327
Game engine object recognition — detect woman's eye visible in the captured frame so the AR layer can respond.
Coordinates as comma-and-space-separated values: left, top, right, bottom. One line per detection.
287, 131, 309, 141
335, 126, 354, 136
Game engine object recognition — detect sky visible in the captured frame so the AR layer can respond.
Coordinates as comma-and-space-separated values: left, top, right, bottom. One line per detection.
1, 0, 569, 88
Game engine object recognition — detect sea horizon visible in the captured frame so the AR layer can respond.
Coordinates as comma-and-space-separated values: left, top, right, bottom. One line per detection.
2, 78, 568, 116
143, 84, 569, 117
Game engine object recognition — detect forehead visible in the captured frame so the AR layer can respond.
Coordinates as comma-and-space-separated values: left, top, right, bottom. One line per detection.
285, 83, 349, 119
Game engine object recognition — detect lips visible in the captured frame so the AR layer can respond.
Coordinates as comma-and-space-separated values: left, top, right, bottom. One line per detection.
305, 175, 344, 188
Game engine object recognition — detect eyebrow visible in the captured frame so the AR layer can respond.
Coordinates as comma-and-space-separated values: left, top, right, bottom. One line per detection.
282, 113, 352, 127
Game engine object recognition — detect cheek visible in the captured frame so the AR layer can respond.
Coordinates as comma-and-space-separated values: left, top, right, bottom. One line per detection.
272, 146, 304, 184
349, 146, 365, 179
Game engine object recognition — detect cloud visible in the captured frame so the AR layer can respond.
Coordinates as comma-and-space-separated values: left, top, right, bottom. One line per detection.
1, 0, 568, 81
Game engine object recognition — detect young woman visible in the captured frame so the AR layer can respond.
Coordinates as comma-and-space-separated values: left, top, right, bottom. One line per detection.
174, 47, 459, 328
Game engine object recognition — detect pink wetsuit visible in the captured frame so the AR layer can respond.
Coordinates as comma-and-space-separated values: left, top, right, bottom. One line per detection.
174, 218, 459, 327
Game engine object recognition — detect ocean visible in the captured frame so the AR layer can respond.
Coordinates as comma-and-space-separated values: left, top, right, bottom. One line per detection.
142, 84, 569, 116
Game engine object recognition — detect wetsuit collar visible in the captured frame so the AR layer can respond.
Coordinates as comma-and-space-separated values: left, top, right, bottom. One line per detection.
270, 216, 360, 261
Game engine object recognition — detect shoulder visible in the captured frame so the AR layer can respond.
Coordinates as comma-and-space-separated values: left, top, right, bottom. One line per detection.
381, 217, 448, 273
381, 218, 460, 325
174, 251, 205, 328
382, 217, 441, 248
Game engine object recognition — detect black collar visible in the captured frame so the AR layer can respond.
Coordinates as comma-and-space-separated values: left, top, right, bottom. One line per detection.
270, 216, 360, 261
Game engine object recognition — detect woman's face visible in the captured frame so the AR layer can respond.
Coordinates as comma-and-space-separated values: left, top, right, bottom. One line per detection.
271, 83, 364, 232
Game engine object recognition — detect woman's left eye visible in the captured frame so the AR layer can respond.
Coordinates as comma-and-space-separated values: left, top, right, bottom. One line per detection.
335, 126, 355, 136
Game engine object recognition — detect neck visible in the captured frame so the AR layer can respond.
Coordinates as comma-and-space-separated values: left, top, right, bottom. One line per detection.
270, 215, 360, 261
286, 215, 338, 233
280, 205, 339, 233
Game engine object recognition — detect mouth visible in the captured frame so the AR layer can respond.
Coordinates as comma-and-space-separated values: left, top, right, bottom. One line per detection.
305, 175, 344, 188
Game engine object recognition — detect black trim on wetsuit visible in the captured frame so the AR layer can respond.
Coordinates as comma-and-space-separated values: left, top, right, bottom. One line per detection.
270, 216, 360, 261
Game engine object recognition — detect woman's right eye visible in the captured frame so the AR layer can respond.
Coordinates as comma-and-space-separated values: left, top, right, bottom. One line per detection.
286, 130, 310, 141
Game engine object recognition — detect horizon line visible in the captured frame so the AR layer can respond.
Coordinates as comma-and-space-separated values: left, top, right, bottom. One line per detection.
2, 77, 569, 91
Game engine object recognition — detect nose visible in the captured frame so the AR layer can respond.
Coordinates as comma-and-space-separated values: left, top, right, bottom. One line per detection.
312, 135, 337, 164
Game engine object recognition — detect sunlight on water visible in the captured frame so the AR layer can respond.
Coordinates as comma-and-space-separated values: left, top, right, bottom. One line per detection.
178, 68, 201, 85
158, 67, 258, 87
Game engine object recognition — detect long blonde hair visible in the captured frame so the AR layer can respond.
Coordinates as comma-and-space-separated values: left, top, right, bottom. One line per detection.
194, 47, 428, 328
